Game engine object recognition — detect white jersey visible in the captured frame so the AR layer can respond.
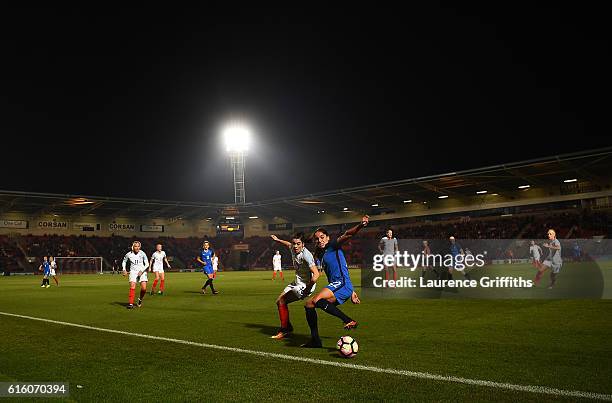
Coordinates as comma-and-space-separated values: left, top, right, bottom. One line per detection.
273, 254, 282, 270
50, 260, 57, 275
151, 250, 166, 271
379, 236, 398, 256
530, 245, 542, 261
122, 250, 149, 272
212, 256, 218, 271
290, 247, 315, 285
545, 239, 562, 265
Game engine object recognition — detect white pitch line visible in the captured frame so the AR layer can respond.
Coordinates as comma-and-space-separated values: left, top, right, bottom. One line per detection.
1, 311, 611, 401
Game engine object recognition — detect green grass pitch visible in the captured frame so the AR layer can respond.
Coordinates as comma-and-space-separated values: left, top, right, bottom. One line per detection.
1, 268, 611, 402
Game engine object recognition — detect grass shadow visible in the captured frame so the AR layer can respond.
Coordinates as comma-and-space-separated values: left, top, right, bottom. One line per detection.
240, 322, 336, 352
111, 301, 130, 307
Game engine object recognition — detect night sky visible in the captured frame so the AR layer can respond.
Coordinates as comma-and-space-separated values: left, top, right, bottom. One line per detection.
1, 5, 610, 203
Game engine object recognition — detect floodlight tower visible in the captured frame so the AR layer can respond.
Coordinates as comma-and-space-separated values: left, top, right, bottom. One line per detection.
223, 123, 250, 205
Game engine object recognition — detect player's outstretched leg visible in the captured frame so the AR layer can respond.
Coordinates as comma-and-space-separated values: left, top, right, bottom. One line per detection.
53, 276, 59, 286
315, 299, 355, 328
159, 272, 165, 294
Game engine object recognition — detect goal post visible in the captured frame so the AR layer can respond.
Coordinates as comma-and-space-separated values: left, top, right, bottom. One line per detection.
53, 257, 104, 274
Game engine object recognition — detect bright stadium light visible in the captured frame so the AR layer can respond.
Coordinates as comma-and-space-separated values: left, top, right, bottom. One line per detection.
403, 199, 412, 203
223, 124, 251, 153
371, 203, 379, 207
343, 207, 349, 211
438, 195, 449, 199
518, 185, 530, 189
222, 121, 251, 204
248, 216, 259, 219
564, 178, 578, 183
476, 190, 488, 194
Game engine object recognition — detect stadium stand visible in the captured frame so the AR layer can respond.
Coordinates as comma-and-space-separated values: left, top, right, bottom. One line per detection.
1, 208, 610, 273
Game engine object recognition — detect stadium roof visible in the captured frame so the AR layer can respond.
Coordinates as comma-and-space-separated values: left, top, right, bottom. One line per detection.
2, 147, 611, 222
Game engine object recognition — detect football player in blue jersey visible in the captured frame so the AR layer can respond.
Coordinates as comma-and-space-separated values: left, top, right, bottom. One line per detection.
197, 240, 218, 294
302, 215, 368, 348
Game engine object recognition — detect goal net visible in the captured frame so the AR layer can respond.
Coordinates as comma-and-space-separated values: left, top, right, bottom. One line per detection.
53, 257, 104, 274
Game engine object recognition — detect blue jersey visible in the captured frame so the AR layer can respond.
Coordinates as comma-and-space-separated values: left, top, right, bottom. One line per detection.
321, 240, 353, 289
450, 243, 462, 257
42, 261, 51, 275
199, 249, 214, 270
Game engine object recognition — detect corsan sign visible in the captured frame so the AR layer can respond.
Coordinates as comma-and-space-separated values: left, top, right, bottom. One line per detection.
38, 221, 68, 229
109, 223, 135, 231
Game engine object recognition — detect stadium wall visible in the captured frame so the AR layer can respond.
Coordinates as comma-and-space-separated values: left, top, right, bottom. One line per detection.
0, 214, 292, 238
0, 213, 217, 238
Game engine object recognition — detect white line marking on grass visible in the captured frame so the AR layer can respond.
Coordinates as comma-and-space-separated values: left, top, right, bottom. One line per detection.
1, 311, 610, 401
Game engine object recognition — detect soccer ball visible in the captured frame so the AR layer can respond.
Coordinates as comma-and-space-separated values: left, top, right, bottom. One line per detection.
336, 335, 358, 358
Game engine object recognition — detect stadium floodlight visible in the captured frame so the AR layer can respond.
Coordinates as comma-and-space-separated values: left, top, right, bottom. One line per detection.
438, 195, 449, 199
403, 199, 412, 203
518, 185, 530, 189
223, 124, 251, 153
248, 216, 258, 219
564, 178, 578, 183
223, 122, 251, 204
491, 193, 499, 196
371, 203, 379, 207
343, 207, 349, 211
476, 190, 488, 194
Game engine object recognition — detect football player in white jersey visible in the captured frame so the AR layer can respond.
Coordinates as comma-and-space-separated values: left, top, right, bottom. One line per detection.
535, 229, 563, 289
49, 256, 59, 286
212, 253, 219, 278
529, 240, 543, 269
272, 250, 283, 280
270, 233, 319, 340
150, 243, 171, 295
122, 241, 150, 309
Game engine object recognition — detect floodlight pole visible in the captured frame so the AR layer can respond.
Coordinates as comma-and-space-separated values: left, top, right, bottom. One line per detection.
230, 151, 246, 204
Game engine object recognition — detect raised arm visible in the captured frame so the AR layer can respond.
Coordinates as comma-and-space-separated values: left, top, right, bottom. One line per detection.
270, 234, 292, 249
337, 215, 369, 245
